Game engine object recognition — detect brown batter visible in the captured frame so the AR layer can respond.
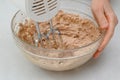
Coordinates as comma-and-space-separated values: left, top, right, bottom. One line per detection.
18, 10, 102, 50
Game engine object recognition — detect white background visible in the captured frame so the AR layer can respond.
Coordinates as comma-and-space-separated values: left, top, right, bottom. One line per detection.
0, 0, 120, 80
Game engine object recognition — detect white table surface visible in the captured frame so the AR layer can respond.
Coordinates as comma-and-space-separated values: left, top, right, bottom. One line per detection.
0, 0, 120, 80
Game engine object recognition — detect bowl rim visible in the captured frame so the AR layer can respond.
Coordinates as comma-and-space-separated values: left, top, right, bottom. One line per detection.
11, 5, 105, 60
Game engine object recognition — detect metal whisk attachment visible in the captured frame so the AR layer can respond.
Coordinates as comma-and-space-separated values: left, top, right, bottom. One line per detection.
34, 20, 63, 49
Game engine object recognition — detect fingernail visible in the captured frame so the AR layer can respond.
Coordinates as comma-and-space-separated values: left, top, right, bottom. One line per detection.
94, 55, 99, 59
93, 50, 100, 59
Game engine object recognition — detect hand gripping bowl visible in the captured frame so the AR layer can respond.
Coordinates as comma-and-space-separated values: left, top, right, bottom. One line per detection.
11, 0, 105, 71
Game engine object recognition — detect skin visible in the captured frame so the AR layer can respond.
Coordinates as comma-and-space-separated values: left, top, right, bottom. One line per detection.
91, 0, 118, 59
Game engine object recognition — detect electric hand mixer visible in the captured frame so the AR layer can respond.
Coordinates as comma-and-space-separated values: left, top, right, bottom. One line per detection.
11, 0, 62, 48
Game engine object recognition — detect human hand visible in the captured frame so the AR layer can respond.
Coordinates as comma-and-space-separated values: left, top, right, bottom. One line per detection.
91, 0, 118, 58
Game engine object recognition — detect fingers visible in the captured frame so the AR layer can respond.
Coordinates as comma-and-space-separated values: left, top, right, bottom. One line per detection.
93, 18, 115, 59
93, 25, 114, 59
99, 28, 114, 51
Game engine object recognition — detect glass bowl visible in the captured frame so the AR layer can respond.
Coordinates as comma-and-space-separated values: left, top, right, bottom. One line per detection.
11, 0, 105, 71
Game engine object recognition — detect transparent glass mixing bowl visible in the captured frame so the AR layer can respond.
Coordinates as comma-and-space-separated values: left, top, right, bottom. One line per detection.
11, 0, 105, 71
